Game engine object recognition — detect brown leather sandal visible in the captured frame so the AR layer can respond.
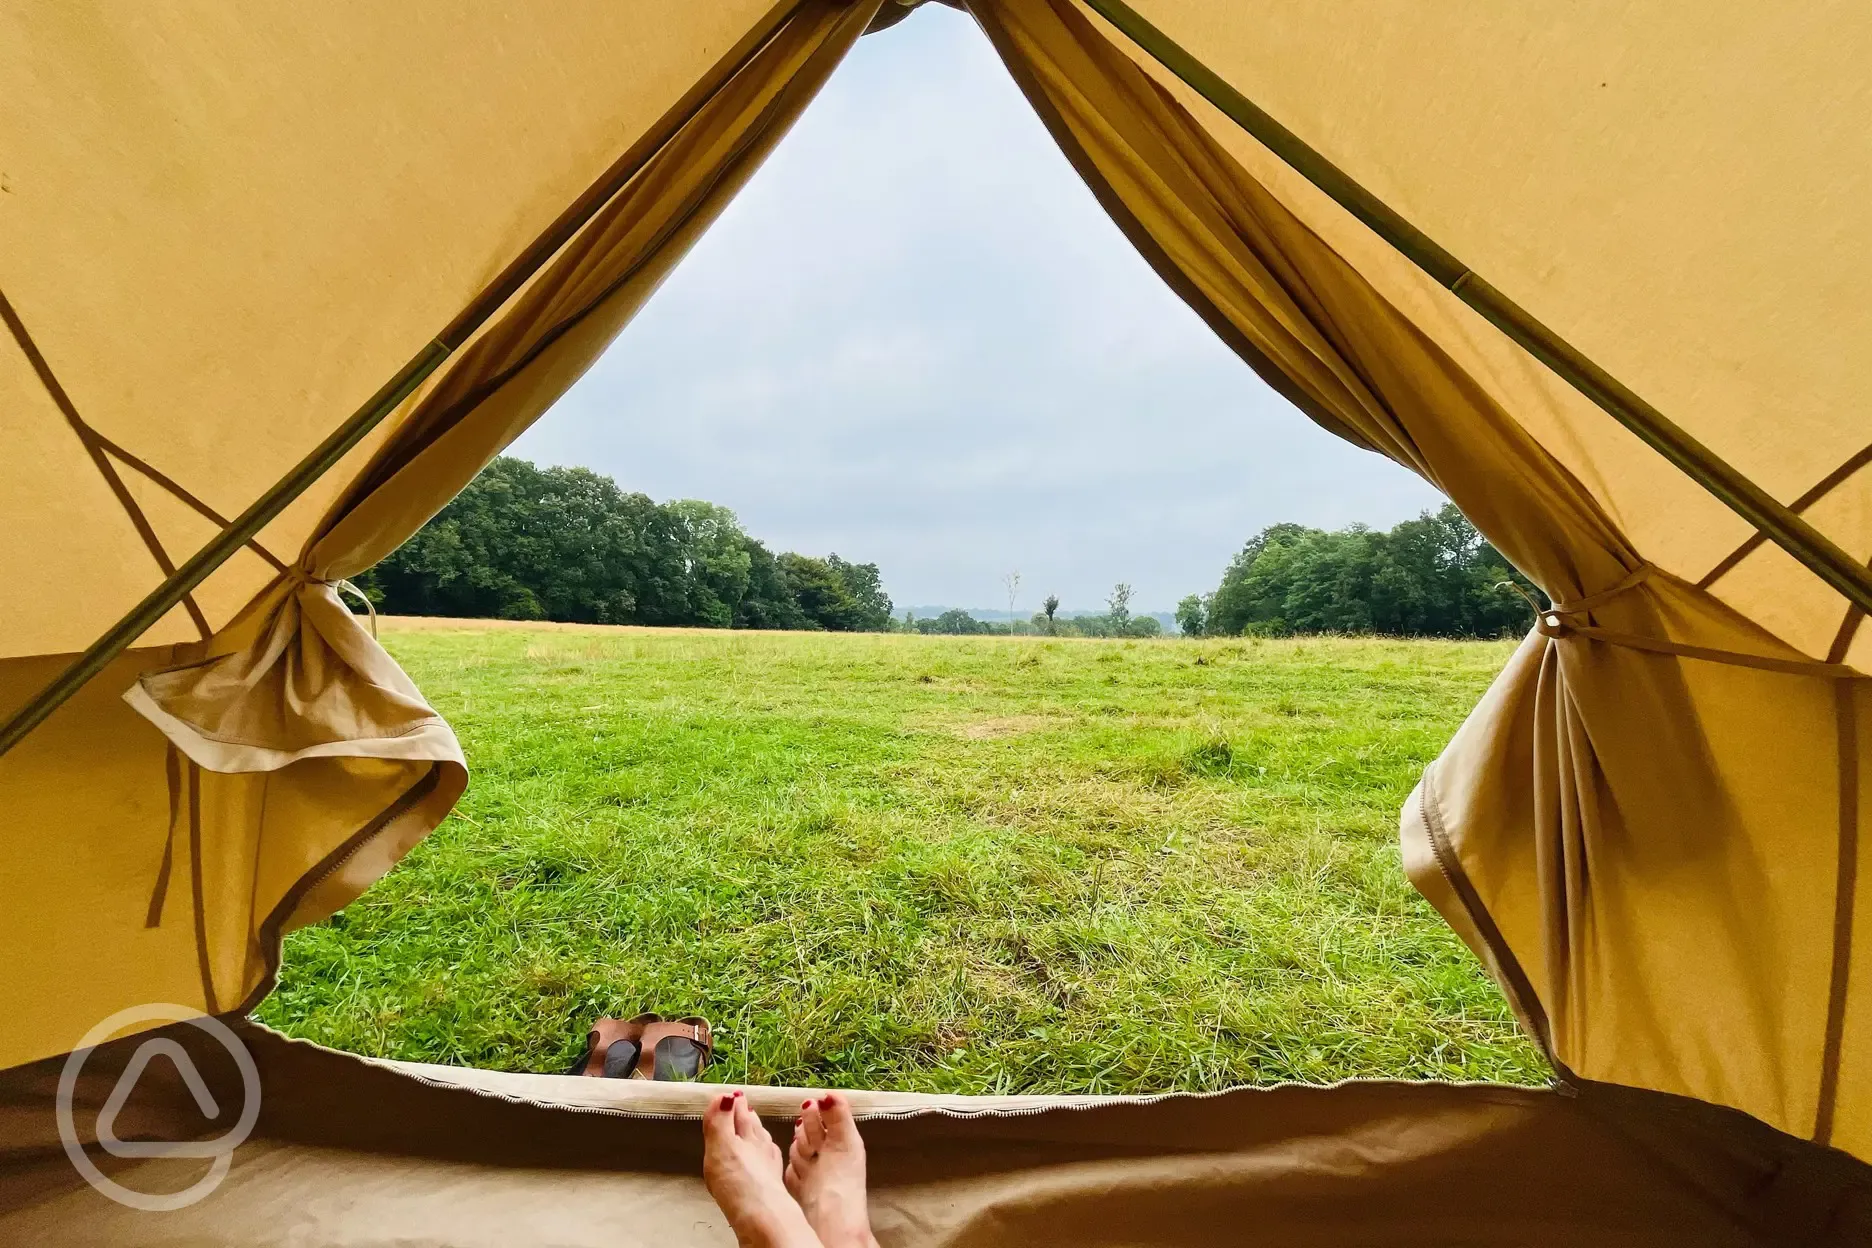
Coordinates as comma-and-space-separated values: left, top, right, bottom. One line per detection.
567, 1012, 658, 1078
637, 1016, 712, 1080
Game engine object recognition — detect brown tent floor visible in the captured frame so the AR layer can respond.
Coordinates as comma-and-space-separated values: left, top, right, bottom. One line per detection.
3, 1021, 1868, 1245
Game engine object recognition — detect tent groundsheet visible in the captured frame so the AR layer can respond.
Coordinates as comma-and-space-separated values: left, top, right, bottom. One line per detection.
2, 1021, 1868, 1245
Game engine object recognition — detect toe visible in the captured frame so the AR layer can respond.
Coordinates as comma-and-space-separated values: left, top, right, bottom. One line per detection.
818, 1091, 861, 1150
801, 1099, 827, 1155
731, 1091, 764, 1142
703, 1092, 738, 1149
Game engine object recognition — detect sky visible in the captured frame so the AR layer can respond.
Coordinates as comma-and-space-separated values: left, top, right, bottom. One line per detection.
511, 4, 1441, 615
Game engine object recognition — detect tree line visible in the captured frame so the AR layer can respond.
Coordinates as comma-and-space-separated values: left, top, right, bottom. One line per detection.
1176, 504, 1534, 638
358, 458, 1533, 641
354, 456, 894, 631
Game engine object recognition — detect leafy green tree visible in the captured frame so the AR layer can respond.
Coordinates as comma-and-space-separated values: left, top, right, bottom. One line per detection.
367, 457, 645, 623
735, 538, 811, 630
1107, 583, 1133, 634
775, 554, 893, 632
1202, 504, 1534, 638
916, 608, 993, 635
826, 555, 895, 631
1042, 593, 1060, 634
774, 554, 847, 630
664, 499, 752, 628
1175, 593, 1206, 637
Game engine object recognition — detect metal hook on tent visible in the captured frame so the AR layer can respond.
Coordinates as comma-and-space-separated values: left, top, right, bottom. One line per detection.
1498, 564, 1658, 638
332, 580, 378, 639
1495, 579, 1557, 634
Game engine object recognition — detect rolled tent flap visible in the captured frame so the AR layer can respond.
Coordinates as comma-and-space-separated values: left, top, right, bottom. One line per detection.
119, 574, 467, 943
973, 0, 1871, 1160
125, 581, 456, 777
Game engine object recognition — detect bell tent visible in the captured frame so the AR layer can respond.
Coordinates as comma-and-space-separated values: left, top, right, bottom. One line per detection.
2, 1, 1869, 1242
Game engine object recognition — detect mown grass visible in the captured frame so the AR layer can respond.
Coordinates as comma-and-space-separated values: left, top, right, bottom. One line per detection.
258, 622, 1547, 1094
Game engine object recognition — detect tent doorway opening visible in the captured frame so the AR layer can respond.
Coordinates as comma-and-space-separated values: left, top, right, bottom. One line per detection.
254, 2, 1544, 1095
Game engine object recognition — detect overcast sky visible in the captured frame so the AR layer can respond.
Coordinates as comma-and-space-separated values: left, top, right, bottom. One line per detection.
512, 4, 1440, 614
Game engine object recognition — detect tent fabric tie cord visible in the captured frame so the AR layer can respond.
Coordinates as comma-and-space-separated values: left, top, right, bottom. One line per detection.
2, 0, 1869, 1241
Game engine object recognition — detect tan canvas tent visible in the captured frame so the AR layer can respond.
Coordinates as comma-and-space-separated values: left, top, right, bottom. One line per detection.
2, 0, 1869, 1241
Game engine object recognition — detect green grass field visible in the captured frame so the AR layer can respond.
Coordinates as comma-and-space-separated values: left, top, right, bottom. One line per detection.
258, 622, 1546, 1094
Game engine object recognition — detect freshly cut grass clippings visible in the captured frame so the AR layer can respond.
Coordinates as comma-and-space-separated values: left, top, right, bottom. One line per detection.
259, 621, 1547, 1093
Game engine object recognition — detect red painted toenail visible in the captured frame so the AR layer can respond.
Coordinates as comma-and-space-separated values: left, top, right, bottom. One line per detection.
732, 1089, 744, 1098
802, 1100, 813, 1109
818, 1096, 833, 1109
718, 1095, 734, 1110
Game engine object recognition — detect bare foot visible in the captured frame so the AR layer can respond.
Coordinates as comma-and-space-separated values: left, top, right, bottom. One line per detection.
703, 1091, 824, 1248
785, 1092, 879, 1248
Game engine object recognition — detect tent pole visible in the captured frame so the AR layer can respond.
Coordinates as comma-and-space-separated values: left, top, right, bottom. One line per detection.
1080, 0, 1872, 618
0, 0, 810, 762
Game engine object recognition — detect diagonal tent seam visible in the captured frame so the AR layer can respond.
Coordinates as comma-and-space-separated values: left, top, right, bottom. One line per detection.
0, 0, 813, 763
1077, 0, 1872, 626
1831, 609, 1867, 666
0, 287, 216, 640
94, 441, 290, 576
1695, 443, 1872, 668
1698, 442, 1872, 591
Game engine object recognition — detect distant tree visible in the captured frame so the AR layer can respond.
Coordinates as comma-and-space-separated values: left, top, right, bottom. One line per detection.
664, 499, 752, 628
1107, 583, 1134, 634
1042, 593, 1060, 634
916, 608, 994, 635
1202, 504, 1534, 638
1175, 593, 1207, 637
826, 555, 894, 631
1001, 571, 1022, 636
366, 457, 645, 624
735, 538, 811, 630
777, 554, 852, 631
